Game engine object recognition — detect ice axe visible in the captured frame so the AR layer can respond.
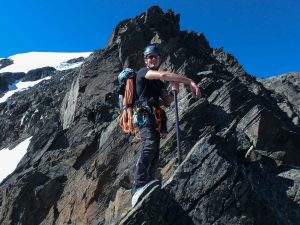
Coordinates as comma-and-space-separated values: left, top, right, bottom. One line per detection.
173, 90, 182, 164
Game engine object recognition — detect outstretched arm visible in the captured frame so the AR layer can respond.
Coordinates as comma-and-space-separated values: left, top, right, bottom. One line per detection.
145, 70, 201, 98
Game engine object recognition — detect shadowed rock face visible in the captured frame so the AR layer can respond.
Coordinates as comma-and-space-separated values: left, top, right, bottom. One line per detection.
259, 72, 300, 125
0, 6, 300, 225
22, 67, 56, 82
0, 72, 25, 95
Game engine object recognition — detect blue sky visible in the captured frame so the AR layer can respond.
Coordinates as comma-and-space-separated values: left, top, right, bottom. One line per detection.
0, 0, 299, 78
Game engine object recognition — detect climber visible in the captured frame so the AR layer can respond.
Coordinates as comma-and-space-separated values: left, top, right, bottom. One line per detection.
131, 45, 201, 206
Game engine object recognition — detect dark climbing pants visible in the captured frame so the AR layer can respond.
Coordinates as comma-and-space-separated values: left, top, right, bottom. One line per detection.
133, 116, 160, 194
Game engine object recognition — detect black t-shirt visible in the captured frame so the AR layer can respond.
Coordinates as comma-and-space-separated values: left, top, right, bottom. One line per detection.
136, 67, 165, 108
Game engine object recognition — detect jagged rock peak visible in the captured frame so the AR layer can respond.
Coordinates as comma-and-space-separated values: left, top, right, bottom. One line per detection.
105, 5, 211, 71
107, 6, 180, 48
213, 47, 246, 76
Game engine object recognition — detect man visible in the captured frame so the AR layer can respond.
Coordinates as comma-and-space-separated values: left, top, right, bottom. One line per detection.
131, 45, 201, 206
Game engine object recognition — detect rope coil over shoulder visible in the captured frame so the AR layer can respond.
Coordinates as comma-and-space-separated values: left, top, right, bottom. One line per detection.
118, 68, 164, 138
119, 78, 135, 134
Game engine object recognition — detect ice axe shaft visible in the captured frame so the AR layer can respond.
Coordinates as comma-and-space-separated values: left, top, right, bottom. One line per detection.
173, 90, 182, 164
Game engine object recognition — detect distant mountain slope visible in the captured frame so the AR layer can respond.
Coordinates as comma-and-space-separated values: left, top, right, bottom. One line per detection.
0, 52, 91, 73
259, 72, 300, 125
0, 52, 91, 101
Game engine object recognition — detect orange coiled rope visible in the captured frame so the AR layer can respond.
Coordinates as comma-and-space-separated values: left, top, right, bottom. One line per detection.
119, 78, 135, 134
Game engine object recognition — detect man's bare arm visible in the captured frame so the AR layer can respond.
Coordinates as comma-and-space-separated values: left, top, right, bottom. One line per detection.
145, 70, 200, 98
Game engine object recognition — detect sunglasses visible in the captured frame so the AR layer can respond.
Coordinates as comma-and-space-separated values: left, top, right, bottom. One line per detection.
146, 55, 159, 60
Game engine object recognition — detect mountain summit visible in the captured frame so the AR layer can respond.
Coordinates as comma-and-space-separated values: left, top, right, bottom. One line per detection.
0, 6, 299, 225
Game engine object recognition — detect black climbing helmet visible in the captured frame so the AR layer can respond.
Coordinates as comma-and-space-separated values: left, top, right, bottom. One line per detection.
143, 45, 161, 58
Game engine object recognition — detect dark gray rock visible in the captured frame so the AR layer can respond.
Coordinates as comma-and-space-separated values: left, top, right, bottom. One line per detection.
0, 58, 13, 69
22, 67, 56, 82
0, 68, 79, 150
259, 72, 300, 125
0, 77, 9, 95
0, 72, 25, 95
65, 57, 85, 64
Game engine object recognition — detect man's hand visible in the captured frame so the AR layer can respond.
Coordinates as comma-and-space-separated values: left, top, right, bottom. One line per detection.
189, 81, 201, 99
170, 81, 179, 93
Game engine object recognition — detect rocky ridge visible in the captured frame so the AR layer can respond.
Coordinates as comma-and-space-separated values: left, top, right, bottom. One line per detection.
259, 72, 300, 125
0, 6, 300, 225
